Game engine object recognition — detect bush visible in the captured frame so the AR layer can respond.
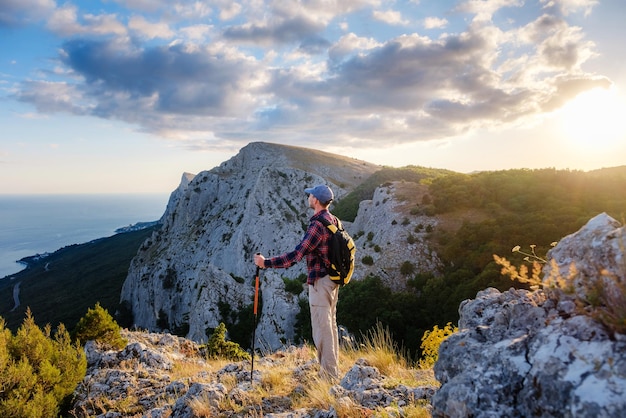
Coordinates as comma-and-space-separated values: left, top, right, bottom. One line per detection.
419, 322, 458, 368
362, 255, 374, 266
283, 276, 305, 295
0, 310, 87, 417
202, 322, 250, 361
400, 261, 415, 276
72, 303, 127, 349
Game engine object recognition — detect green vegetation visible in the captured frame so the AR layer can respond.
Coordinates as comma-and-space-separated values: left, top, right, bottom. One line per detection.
334, 167, 626, 360
0, 310, 87, 417
337, 276, 427, 359
282, 275, 305, 295
0, 226, 158, 332
424, 167, 626, 327
333, 166, 452, 221
72, 303, 127, 350
201, 322, 250, 361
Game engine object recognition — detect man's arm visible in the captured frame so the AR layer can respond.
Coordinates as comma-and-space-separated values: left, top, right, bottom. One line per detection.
254, 221, 325, 269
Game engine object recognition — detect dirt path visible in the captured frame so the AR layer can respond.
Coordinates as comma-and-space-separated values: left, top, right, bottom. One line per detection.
10, 282, 20, 312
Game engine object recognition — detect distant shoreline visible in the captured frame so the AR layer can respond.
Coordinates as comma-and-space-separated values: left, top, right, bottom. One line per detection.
2, 220, 160, 280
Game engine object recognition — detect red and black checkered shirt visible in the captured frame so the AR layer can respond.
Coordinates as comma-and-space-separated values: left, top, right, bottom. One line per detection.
263, 209, 336, 285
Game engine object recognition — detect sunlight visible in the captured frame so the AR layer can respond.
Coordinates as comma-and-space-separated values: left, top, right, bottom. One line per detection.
559, 87, 626, 152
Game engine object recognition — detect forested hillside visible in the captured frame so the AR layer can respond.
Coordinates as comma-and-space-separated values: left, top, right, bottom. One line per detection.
336, 166, 626, 358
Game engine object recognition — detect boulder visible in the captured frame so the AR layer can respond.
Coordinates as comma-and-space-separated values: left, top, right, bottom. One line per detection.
432, 213, 626, 417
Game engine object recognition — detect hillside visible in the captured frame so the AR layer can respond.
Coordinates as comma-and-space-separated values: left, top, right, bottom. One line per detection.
0, 226, 157, 331
1, 143, 625, 361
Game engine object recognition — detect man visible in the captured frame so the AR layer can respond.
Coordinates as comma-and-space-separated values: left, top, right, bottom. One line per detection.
254, 184, 340, 380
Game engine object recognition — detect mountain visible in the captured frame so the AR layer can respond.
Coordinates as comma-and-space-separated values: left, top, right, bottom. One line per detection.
120, 141, 429, 349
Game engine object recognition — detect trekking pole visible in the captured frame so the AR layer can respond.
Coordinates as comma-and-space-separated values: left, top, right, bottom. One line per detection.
250, 258, 261, 381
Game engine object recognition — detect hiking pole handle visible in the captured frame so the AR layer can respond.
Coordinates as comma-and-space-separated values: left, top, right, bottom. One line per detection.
254, 266, 260, 315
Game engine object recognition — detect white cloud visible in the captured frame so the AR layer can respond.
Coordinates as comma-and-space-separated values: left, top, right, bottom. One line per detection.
129, 16, 175, 39
372, 9, 409, 25
217, 1, 242, 20
423, 16, 448, 29
47, 4, 127, 37
11, 0, 612, 152
179, 24, 214, 41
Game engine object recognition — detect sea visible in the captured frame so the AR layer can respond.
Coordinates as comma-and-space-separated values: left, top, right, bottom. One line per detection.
0, 193, 170, 279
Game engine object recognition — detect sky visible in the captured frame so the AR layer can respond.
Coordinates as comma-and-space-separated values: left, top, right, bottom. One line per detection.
1, 0, 625, 194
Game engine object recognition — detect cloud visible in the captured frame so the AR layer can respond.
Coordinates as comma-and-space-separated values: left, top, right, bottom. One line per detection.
16, 80, 88, 115
47, 4, 127, 37
372, 9, 409, 26
423, 17, 448, 30
12, 0, 610, 151
0, 0, 55, 27
128, 16, 175, 39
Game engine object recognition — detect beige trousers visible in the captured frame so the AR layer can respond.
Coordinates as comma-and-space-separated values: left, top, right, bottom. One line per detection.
308, 275, 339, 379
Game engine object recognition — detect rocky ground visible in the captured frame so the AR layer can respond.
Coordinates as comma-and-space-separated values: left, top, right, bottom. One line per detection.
69, 330, 437, 417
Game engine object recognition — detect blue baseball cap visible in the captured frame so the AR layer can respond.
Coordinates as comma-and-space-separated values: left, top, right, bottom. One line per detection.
305, 184, 334, 203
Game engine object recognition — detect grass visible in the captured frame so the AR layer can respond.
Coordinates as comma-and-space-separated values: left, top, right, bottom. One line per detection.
186, 325, 438, 417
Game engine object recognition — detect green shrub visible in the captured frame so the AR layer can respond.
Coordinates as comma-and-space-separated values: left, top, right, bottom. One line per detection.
362, 255, 374, 266
202, 322, 250, 361
0, 310, 87, 417
72, 303, 127, 349
283, 277, 305, 295
400, 261, 415, 276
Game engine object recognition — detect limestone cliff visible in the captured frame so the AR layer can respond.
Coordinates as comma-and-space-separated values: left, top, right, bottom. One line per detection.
121, 142, 390, 349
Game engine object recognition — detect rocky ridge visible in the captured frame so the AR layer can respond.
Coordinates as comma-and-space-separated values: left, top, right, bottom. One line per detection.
121, 142, 443, 348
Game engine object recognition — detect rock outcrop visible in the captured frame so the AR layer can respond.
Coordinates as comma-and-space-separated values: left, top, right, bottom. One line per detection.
432, 213, 626, 417
351, 182, 442, 291
70, 330, 438, 417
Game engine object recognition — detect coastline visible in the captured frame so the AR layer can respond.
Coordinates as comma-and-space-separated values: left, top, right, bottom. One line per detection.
1, 220, 160, 281
0, 193, 168, 279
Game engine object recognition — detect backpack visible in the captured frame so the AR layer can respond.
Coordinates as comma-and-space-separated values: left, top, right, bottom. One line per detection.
318, 216, 356, 286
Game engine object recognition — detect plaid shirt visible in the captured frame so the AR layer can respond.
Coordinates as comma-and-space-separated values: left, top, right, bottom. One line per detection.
264, 209, 335, 285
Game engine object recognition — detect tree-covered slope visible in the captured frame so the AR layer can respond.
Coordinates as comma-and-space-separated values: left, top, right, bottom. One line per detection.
0, 227, 157, 331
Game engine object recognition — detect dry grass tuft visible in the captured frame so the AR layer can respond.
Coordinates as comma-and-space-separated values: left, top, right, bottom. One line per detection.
496, 235, 626, 335
342, 322, 414, 382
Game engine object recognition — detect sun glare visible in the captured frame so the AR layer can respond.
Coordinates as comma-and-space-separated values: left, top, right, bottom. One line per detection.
559, 88, 626, 152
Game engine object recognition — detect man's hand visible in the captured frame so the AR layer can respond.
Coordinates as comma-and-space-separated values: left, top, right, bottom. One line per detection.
254, 253, 266, 268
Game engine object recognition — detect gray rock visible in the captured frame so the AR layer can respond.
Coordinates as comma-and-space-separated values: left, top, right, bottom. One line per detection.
432, 213, 626, 418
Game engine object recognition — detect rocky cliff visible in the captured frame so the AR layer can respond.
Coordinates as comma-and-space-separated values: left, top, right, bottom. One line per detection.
432, 213, 626, 417
120, 142, 442, 349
